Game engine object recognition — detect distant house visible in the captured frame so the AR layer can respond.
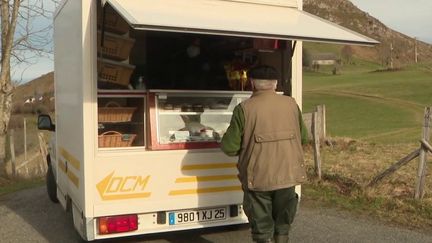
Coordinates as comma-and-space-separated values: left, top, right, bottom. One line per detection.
24, 97, 36, 104
311, 53, 340, 66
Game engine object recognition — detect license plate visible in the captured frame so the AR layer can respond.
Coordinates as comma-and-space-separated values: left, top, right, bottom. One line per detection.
168, 207, 226, 225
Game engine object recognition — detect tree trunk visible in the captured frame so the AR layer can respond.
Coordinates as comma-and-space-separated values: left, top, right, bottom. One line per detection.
0, 90, 13, 172
0, 0, 21, 173
0, 131, 6, 173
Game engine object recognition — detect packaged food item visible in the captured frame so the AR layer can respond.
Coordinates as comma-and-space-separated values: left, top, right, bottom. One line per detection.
210, 103, 228, 110
182, 104, 193, 112
173, 104, 182, 111
200, 129, 214, 138
163, 103, 173, 110
192, 104, 204, 112
135, 76, 147, 90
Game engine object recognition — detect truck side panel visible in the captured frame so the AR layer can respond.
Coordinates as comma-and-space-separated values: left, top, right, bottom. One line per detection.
92, 150, 242, 216
54, 0, 85, 214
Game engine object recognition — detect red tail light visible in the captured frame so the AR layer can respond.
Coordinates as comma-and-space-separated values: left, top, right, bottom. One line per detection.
98, 214, 138, 234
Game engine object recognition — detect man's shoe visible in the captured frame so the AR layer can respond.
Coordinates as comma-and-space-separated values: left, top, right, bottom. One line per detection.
274, 234, 289, 243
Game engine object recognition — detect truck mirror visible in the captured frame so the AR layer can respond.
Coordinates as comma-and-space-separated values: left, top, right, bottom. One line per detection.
38, 114, 55, 131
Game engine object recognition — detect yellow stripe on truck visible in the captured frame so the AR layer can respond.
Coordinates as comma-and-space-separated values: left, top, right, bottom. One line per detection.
67, 170, 80, 188
99, 192, 152, 200
169, 186, 242, 196
175, 175, 238, 183
60, 147, 81, 171
58, 159, 67, 173
58, 159, 79, 188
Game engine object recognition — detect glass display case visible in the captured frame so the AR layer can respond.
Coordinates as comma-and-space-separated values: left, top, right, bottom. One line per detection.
97, 91, 146, 148
148, 90, 252, 150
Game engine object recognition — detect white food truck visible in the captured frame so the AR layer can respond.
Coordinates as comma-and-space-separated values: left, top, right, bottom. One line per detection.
38, 0, 377, 241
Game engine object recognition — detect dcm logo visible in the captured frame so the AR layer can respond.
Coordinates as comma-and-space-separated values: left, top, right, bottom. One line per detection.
96, 171, 152, 200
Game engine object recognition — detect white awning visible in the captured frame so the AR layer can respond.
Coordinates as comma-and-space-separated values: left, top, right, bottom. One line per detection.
105, 0, 379, 46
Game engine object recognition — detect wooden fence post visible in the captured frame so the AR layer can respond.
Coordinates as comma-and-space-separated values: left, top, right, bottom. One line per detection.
322, 105, 326, 139
24, 118, 27, 161
312, 111, 322, 179
38, 132, 48, 172
415, 107, 431, 199
10, 129, 16, 177
316, 105, 326, 140
420, 139, 432, 153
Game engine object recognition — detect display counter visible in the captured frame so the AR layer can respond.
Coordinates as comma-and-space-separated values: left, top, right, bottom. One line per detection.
97, 89, 251, 150
148, 90, 251, 150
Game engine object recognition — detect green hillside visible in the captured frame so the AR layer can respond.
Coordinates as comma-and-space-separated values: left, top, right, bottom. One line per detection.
303, 42, 342, 54
303, 62, 432, 144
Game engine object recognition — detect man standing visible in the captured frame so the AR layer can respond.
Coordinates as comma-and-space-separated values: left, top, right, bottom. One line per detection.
221, 65, 308, 243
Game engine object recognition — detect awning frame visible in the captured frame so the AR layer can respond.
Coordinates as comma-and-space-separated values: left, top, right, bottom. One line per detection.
104, 0, 379, 46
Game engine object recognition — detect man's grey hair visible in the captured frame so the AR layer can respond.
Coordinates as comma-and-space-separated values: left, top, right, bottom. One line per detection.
251, 79, 277, 91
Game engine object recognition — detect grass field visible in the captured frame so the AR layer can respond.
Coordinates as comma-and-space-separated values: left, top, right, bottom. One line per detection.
0, 178, 44, 197
303, 62, 432, 144
302, 61, 432, 229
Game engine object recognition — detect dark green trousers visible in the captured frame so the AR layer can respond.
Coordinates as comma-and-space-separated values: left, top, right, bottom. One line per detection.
243, 186, 298, 242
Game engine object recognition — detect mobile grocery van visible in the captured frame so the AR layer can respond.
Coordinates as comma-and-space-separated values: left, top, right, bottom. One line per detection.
37, 0, 377, 241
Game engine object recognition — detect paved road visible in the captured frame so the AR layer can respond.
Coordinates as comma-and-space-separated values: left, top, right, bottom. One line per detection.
1, 186, 432, 243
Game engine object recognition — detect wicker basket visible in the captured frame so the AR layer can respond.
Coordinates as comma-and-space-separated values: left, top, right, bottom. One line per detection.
98, 101, 137, 123
97, 31, 135, 61
98, 58, 135, 87
98, 131, 136, 147
97, 5, 130, 34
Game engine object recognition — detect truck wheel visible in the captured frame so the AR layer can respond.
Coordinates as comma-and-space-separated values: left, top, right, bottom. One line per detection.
46, 164, 59, 203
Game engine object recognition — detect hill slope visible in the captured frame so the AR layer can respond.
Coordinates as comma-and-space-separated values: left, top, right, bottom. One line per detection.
12, 72, 54, 113
304, 0, 432, 65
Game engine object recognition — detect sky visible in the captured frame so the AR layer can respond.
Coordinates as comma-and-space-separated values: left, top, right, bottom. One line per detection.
13, 0, 432, 83
11, 0, 57, 83
350, 0, 432, 44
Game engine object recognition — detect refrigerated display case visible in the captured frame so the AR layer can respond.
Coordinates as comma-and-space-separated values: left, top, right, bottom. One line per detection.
147, 90, 252, 150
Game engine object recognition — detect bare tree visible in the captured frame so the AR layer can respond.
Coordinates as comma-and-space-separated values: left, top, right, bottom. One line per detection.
341, 45, 354, 64
0, 0, 59, 170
